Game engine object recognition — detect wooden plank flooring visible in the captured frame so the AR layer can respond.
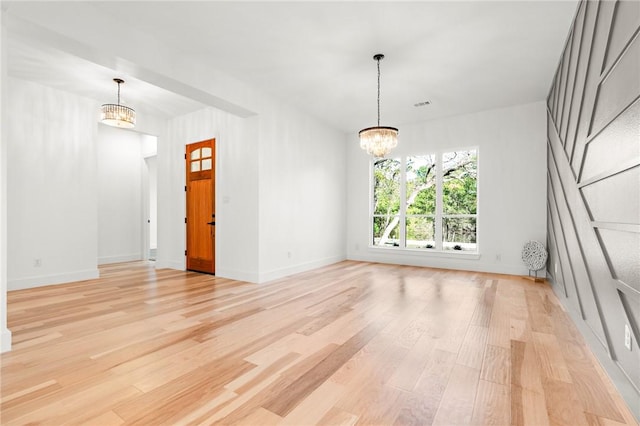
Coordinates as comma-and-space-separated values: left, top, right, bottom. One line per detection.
1, 261, 637, 425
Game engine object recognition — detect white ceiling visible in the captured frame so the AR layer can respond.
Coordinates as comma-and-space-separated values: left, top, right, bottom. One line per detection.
4, 1, 579, 132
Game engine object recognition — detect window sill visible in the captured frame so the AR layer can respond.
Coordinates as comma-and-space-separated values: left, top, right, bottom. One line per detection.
367, 245, 481, 260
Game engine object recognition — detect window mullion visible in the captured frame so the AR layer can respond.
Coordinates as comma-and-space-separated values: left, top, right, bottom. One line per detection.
435, 153, 443, 250
399, 155, 407, 248
369, 159, 374, 246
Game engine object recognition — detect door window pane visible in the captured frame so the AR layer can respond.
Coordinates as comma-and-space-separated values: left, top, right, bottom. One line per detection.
191, 161, 201, 172
202, 147, 212, 158
191, 149, 201, 160
201, 159, 212, 171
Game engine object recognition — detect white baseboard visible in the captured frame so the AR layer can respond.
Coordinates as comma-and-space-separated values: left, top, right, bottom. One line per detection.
258, 255, 346, 283
152, 259, 259, 283
154, 259, 184, 271
98, 253, 143, 265
0, 327, 11, 353
215, 267, 259, 284
8, 269, 100, 291
347, 252, 528, 276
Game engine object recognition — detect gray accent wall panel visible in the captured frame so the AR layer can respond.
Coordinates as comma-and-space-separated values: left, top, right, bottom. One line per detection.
590, 34, 640, 135
602, 0, 640, 72
561, 2, 586, 145
581, 167, 640, 224
548, 172, 585, 313
596, 229, 640, 291
560, 26, 581, 142
571, 1, 617, 176
581, 99, 640, 182
566, 1, 598, 163
546, 0, 640, 417
548, 126, 609, 345
557, 33, 573, 139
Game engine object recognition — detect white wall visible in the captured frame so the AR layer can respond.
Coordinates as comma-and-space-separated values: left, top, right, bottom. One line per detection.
1, 8, 12, 352
4, 3, 349, 286
347, 101, 547, 275
258, 106, 347, 282
97, 124, 144, 265
160, 107, 260, 282
7, 78, 100, 290
160, 102, 348, 284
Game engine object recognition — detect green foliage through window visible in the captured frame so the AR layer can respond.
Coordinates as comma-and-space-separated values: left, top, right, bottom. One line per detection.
372, 149, 478, 251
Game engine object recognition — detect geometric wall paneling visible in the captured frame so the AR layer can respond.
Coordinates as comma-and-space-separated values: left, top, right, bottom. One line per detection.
559, 3, 586, 147
555, 52, 566, 125
551, 57, 561, 122
549, 170, 579, 298
565, 0, 598, 165
557, 33, 573, 136
548, 66, 555, 114
547, 0, 640, 409
580, 166, 640, 224
571, 1, 617, 177
601, 1, 640, 73
560, 5, 585, 144
548, 75, 556, 116
580, 99, 640, 183
548, 124, 609, 348
589, 33, 640, 137
548, 172, 585, 315
595, 228, 640, 292
547, 204, 570, 298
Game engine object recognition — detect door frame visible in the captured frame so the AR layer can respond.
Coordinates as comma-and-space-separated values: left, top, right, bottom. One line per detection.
142, 154, 157, 261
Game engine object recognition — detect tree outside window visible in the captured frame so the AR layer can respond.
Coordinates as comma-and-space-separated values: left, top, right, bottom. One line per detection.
372, 149, 477, 252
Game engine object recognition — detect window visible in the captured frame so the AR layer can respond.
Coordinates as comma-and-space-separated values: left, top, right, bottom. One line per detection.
371, 149, 477, 252
190, 147, 213, 172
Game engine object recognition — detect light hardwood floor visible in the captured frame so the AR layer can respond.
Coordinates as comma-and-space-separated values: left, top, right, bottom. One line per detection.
1, 261, 637, 425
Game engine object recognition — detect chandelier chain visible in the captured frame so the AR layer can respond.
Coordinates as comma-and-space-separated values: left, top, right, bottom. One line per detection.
377, 57, 381, 127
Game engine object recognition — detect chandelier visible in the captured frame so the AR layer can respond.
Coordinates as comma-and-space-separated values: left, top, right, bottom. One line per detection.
101, 78, 136, 128
359, 54, 398, 157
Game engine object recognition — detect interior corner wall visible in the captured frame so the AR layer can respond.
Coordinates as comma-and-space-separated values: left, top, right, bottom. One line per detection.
159, 107, 260, 282
346, 101, 547, 276
545, 0, 640, 418
257, 106, 348, 283
97, 124, 144, 265
6, 77, 99, 290
146, 155, 158, 250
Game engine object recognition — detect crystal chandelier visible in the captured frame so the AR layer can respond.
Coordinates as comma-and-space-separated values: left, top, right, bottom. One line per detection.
101, 78, 136, 128
359, 54, 398, 157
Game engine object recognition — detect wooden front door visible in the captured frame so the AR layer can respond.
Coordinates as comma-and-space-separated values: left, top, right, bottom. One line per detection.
186, 139, 215, 274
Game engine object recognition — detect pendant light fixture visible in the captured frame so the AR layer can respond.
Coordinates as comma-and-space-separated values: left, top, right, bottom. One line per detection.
359, 54, 398, 158
101, 78, 136, 128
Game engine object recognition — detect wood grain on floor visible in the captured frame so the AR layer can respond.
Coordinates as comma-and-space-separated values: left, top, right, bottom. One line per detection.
1, 261, 637, 425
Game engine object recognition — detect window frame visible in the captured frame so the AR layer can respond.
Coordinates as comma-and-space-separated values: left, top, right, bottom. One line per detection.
369, 147, 479, 255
